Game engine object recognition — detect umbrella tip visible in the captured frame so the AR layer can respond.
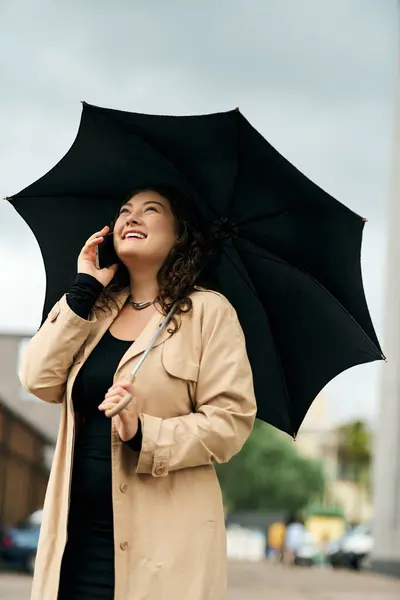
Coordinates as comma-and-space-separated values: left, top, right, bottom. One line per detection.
80, 100, 87, 105
235, 106, 240, 112
362, 217, 368, 222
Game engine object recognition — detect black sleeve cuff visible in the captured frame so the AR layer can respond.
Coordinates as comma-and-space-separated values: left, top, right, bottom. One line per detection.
123, 420, 143, 452
66, 273, 104, 319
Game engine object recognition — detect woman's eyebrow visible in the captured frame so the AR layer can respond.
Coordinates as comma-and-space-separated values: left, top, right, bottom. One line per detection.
119, 199, 165, 212
144, 200, 164, 207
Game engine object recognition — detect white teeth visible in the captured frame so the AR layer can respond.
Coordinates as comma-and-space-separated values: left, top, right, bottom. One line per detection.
125, 233, 146, 239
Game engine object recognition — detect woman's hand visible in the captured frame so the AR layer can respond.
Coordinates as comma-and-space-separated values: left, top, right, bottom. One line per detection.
77, 225, 118, 287
98, 380, 141, 442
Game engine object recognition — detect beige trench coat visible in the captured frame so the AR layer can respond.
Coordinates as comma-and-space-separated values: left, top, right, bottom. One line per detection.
20, 287, 257, 600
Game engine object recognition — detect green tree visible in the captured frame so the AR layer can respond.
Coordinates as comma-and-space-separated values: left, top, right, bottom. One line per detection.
336, 419, 372, 494
216, 421, 325, 514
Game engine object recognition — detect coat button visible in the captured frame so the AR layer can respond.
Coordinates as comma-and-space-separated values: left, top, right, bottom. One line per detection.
120, 541, 129, 551
119, 483, 127, 494
154, 464, 167, 476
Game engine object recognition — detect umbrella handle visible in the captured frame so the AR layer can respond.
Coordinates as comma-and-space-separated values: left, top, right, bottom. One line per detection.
105, 375, 136, 418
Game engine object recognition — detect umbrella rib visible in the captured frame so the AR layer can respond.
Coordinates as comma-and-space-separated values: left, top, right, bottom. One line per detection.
101, 109, 221, 221
234, 238, 384, 358
235, 205, 360, 228
224, 110, 241, 222
221, 244, 295, 434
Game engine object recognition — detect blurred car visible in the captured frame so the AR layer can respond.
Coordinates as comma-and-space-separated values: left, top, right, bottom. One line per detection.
324, 534, 347, 568
325, 523, 373, 570
0, 509, 42, 574
294, 531, 321, 566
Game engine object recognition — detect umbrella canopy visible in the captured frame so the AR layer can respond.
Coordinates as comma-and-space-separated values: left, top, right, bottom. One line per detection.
7, 102, 384, 436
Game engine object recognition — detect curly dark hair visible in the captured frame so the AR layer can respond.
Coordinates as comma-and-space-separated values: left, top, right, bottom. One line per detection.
96, 185, 215, 332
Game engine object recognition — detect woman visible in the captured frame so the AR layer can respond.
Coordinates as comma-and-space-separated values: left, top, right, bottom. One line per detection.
20, 186, 257, 600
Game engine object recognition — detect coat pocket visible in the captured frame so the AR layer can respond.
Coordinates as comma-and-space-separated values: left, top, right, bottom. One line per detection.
161, 343, 199, 383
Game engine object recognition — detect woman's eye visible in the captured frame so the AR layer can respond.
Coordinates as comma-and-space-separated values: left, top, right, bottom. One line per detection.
145, 206, 157, 213
119, 208, 129, 215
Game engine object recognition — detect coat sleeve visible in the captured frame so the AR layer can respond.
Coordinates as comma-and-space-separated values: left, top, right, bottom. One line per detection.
136, 296, 257, 477
19, 295, 96, 404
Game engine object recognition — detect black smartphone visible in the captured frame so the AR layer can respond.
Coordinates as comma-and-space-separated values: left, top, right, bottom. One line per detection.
95, 232, 119, 269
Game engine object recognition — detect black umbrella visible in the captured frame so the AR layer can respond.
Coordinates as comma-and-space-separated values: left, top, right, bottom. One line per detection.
6, 102, 384, 436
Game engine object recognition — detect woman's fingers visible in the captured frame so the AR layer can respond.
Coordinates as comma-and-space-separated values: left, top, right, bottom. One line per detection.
110, 381, 135, 393
105, 386, 127, 399
88, 225, 109, 242
81, 226, 109, 251
81, 240, 100, 256
98, 395, 121, 410
99, 382, 136, 413
82, 237, 103, 254
82, 226, 109, 253
100, 385, 133, 404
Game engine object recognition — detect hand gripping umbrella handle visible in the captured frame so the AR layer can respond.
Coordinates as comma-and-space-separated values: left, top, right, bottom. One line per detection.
104, 302, 178, 419
105, 375, 136, 418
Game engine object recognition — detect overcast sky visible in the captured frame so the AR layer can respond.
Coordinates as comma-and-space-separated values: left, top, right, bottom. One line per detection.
0, 0, 397, 426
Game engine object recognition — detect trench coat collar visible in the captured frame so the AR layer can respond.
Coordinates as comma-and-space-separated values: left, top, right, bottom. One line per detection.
86, 287, 173, 375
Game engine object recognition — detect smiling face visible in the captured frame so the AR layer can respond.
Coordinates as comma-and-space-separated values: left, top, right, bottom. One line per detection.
113, 189, 178, 269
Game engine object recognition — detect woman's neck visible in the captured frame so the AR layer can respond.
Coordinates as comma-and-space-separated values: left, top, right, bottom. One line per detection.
128, 269, 159, 303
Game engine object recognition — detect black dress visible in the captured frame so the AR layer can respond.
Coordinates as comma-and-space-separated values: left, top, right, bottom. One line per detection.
57, 275, 141, 600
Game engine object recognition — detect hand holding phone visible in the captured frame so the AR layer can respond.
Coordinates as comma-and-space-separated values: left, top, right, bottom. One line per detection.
95, 230, 119, 270
77, 226, 118, 287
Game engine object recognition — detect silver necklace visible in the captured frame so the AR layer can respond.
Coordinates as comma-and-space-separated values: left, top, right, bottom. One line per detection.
128, 296, 158, 310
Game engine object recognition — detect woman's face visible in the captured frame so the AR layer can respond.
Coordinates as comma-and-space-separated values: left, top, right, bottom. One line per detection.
113, 190, 178, 268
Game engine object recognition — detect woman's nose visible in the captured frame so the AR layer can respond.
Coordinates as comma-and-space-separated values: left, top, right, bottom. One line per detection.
126, 214, 142, 225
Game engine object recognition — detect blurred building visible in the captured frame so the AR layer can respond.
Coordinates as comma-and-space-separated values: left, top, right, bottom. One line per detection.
0, 332, 60, 449
296, 394, 372, 523
0, 399, 52, 526
0, 332, 59, 523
